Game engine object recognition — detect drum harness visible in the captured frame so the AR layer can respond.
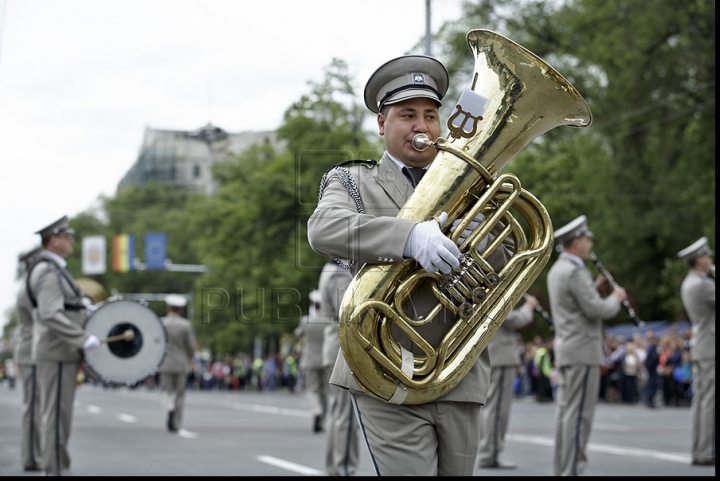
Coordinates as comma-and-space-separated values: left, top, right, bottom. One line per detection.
26, 258, 87, 311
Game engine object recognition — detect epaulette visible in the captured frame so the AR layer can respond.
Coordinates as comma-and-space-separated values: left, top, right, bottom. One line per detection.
316, 160, 378, 272
332, 159, 378, 169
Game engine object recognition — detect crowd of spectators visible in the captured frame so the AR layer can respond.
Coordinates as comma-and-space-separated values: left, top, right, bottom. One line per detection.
513, 326, 693, 407
145, 351, 304, 394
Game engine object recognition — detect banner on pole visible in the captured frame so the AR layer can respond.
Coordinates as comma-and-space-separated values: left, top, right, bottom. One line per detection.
144, 232, 167, 270
112, 234, 135, 272
82, 236, 106, 275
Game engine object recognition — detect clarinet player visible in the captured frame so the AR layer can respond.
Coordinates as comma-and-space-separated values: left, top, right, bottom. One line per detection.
546, 215, 627, 476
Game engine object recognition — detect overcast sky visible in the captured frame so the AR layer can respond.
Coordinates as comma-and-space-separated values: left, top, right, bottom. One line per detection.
0, 0, 464, 328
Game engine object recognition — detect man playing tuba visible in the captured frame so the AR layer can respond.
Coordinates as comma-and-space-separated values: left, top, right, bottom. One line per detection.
308, 55, 513, 476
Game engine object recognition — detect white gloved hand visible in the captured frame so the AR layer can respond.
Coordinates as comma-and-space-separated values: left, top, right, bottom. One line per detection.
83, 334, 101, 351
450, 213, 488, 252
404, 212, 461, 275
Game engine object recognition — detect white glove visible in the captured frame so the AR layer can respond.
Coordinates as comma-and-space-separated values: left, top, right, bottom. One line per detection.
450, 213, 488, 252
404, 212, 461, 275
83, 334, 101, 351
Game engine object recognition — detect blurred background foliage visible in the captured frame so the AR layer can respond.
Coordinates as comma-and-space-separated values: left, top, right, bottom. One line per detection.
5, 0, 714, 357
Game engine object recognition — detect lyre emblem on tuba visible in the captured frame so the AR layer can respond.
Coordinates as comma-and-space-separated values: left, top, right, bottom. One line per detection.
338, 29, 592, 405
447, 89, 488, 139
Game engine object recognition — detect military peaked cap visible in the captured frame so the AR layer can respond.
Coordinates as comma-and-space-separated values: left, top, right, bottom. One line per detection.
554, 215, 593, 245
364, 55, 449, 114
677, 236, 713, 262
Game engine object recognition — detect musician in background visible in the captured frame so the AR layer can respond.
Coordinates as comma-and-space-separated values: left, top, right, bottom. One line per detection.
677, 237, 715, 467
27, 216, 101, 476
318, 258, 360, 476
13, 246, 44, 472
294, 290, 329, 433
546, 215, 626, 476
308, 55, 513, 476
477, 293, 538, 469
158, 294, 196, 434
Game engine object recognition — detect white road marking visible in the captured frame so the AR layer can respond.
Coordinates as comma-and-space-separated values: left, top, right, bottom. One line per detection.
114, 390, 311, 418
507, 434, 692, 464
177, 429, 199, 439
256, 455, 324, 476
594, 423, 633, 432
117, 413, 137, 423
217, 400, 310, 418
86, 405, 102, 414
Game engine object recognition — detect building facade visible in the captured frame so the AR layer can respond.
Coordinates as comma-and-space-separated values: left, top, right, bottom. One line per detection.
118, 123, 282, 195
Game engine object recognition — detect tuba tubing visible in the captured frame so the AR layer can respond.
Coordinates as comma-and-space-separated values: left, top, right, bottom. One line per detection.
339, 29, 592, 405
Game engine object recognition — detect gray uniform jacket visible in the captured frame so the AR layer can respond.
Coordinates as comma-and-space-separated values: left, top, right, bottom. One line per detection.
547, 253, 622, 367
487, 305, 534, 367
28, 252, 89, 363
308, 153, 513, 404
158, 314, 196, 373
295, 312, 328, 370
680, 271, 715, 361
14, 277, 35, 365
318, 261, 354, 369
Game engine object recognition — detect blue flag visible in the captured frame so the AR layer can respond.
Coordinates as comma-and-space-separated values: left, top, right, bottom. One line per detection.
144, 232, 167, 270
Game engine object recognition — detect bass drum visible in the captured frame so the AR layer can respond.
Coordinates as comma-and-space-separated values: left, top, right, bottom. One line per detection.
83, 299, 168, 386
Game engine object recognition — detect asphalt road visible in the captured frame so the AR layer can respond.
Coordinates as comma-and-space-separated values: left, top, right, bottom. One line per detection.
0, 381, 714, 476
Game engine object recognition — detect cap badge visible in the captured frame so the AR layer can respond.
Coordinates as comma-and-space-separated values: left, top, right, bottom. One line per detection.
412, 72, 426, 85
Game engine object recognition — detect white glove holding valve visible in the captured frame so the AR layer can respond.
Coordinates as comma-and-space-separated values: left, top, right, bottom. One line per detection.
450, 213, 489, 252
83, 334, 101, 351
404, 212, 461, 275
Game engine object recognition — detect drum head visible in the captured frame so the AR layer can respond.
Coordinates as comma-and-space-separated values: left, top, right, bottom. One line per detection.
84, 300, 167, 386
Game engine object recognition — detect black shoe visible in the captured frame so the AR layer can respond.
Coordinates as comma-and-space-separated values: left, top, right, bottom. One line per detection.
313, 414, 324, 433
24, 466, 41, 472
479, 460, 517, 469
167, 411, 177, 432
692, 459, 715, 466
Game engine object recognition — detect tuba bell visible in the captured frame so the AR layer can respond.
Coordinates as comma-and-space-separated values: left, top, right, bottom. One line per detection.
338, 29, 592, 404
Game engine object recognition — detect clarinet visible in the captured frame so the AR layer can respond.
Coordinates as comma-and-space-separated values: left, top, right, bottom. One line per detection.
588, 252, 645, 327
524, 294, 554, 329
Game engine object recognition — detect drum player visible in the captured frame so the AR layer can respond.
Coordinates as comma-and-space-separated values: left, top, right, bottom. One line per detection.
26, 215, 102, 476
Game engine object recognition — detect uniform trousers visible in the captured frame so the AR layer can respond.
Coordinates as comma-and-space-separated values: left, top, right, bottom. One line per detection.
690, 360, 715, 463
352, 391, 481, 476
302, 367, 328, 417
325, 375, 360, 476
160, 372, 187, 431
36, 361, 80, 476
478, 365, 516, 465
554, 364, 600, 476
18, 363, 43, 470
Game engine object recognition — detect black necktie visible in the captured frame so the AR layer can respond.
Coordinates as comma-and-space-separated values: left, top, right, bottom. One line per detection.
404, 167, 426, 187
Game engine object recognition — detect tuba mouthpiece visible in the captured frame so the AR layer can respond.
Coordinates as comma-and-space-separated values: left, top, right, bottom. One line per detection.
412, 133, 433, 152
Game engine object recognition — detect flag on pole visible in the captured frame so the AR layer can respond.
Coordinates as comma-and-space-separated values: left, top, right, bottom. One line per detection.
144, 232, 167, 270
82, 236, 107, 275
112, 234, 135, 272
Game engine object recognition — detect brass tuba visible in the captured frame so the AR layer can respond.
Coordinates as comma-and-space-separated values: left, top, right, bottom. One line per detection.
337, 29, 592, 404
